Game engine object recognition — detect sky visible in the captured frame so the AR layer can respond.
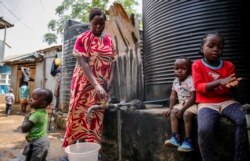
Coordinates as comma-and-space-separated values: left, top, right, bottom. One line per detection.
0, 0, 63, 58
0, 0, 142, 59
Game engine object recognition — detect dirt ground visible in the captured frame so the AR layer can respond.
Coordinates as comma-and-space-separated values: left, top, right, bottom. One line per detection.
0, 104, 66, 161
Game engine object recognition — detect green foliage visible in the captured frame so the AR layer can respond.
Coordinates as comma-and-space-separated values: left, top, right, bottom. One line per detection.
48, 20, 56, 31
43, 33, 57, 45
43, 0, 140, 45
118, 0, 139, 15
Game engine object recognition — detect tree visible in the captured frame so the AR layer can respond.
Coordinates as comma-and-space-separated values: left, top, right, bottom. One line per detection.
43, 33, 57, 45
43, 0, 140, 45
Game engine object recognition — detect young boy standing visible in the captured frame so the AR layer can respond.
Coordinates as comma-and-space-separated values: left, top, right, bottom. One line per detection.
5, 89, 15, 116
22, 88, 53, 161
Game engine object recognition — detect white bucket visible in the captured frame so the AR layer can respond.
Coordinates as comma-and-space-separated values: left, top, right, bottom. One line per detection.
65, 142, 101, 161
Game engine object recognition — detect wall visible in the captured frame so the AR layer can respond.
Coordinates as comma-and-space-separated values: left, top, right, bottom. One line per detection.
43, 50, 62, 107
0, 65, 11, 94
101, 108, 249, 161
105, 3, 144, 101
35, 62, 44, 88
10, 65, 17, 102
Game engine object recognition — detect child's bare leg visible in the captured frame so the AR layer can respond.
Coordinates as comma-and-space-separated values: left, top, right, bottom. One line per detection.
177, 111, 195, 152
164, 108, 181, 147
171, 109, 179, 135
183, 111, 194, 139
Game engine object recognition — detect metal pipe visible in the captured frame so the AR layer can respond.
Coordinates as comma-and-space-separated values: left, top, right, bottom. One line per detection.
87, 103, 127, 124
117, 107, 122, 161
86, 99, 168, 161
87, 102, 129, 161
143, 98, 168, 105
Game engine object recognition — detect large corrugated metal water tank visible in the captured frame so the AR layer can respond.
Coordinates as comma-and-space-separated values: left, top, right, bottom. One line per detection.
143, 0, 249, 104
61, 20, 89, 111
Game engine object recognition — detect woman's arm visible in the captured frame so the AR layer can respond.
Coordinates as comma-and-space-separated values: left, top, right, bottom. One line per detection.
74, 51, 107, 99
21, 67, 26, 73
21, 67, 28, 74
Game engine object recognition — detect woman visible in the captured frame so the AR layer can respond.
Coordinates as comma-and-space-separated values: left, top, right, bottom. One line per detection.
19, 66, 34, 115
63, 8, 117, 147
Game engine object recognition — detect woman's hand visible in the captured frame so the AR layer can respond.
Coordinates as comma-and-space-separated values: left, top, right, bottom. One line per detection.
95, 84, 107, 99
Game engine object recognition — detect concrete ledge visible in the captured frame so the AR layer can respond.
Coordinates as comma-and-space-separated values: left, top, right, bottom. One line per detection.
54, 105, 250, 161
101, 107, 249, 161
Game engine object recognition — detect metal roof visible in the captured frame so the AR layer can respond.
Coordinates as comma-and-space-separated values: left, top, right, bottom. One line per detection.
2, 45, 62, 65
36, 45, 62, 53
2, 52, 43, 65
0, 17, 14, 29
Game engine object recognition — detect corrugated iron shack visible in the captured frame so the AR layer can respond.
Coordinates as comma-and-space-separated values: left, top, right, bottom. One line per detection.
3, 45, 62, 106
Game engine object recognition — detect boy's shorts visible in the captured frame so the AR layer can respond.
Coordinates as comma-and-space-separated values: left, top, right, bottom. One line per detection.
173, 102, 197, 114
198, 100, 238, 114
23, 136, 50, 161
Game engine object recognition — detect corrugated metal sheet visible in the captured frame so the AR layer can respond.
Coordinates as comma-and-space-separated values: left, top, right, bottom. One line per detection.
61, 20, 89, 111
143, 0, 249, 101
43, 50, 62, 107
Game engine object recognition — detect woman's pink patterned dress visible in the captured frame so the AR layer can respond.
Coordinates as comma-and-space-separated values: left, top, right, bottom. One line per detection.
63, 31, 116, 147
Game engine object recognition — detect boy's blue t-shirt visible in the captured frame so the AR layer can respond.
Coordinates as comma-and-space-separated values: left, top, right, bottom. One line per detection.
27, 108, 48, 141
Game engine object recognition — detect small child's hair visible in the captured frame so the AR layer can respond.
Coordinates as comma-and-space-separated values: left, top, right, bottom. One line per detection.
199, 32, 225, 55
39, 88, 53, 106
9, 89, 13, 93
89, 8, 106, 21
175, 57, 192, 67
